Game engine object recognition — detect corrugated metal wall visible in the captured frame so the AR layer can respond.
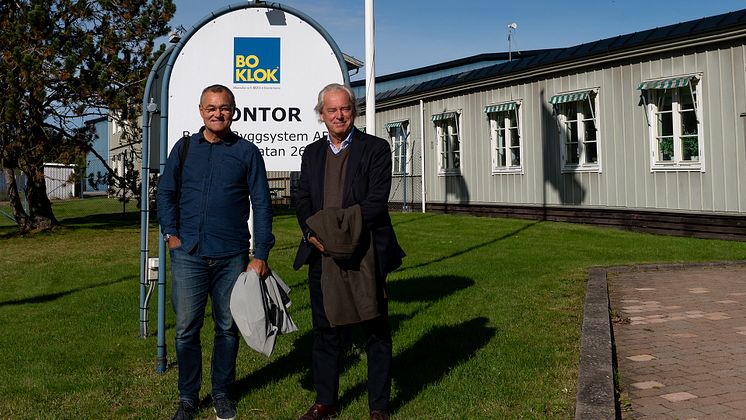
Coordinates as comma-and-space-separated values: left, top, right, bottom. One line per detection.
367, 39, 746, 215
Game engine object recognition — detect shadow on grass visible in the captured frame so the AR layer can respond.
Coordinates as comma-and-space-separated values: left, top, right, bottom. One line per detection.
0, 214, 140, 237
337, 317, 496, 413
389, 317, 495, 412
233, 330, 315, 399
388, 275, 474, 303
397, 220, 541, 272
232, 275, 475, 404
272, 205, 298, 218
0, 274, 135, 307
390, 213, 438, 228
59, 212, 141, 229
0, 228, 20, 239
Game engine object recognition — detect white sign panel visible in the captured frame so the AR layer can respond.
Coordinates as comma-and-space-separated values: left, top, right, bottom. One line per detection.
168, 7, 345, 171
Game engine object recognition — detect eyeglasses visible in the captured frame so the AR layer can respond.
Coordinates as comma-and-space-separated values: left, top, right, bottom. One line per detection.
201, 106, 234, 115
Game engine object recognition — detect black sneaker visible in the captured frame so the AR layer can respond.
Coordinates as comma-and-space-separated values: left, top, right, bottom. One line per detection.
213, 394, 236, 420
171, 399, 196, 420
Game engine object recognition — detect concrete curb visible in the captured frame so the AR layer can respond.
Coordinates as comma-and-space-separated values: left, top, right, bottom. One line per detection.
575, 268, 616, 419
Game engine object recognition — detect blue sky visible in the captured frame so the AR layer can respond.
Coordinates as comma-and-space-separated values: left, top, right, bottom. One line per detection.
170, 0, 746, 79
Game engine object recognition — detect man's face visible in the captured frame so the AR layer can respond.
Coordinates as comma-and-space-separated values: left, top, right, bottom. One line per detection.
319, 89, 355, 141
199, 91, 234, 137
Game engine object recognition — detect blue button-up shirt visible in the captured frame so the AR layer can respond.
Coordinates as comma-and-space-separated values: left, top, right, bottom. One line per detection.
157, 129, 275, 260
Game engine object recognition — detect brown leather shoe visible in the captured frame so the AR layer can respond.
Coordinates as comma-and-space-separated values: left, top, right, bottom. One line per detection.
369, 409, 389, 420
299, 403, 338, 420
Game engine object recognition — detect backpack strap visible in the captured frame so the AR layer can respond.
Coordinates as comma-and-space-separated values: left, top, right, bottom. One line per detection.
174, 133, 191, 223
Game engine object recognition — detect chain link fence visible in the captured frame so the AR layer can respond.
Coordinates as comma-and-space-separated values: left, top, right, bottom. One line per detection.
388, 143, 422, 213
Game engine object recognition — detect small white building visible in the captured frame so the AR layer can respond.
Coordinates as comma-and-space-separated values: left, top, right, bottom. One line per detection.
43, 163, 76, 200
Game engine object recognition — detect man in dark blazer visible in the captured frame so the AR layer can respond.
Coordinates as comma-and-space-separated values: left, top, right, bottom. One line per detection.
294, 83, 404, 420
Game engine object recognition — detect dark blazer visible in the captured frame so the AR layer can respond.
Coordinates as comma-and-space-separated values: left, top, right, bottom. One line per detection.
293, 128, 405, 275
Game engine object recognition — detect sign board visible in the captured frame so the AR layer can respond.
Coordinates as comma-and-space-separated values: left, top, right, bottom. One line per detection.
168, 6, 346, 171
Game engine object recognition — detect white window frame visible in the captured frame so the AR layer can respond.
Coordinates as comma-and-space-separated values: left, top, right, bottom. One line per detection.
641, 76, 704, 172
486, 101, 523, 174
552, 89, 601, 173
387, 121, 411, 176
433, 112, 461, 176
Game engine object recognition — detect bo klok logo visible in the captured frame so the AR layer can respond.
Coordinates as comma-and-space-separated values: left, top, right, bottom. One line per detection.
234, 37, 280, 84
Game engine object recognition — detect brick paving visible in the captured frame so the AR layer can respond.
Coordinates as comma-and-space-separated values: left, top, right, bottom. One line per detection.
609, 265, 746, 419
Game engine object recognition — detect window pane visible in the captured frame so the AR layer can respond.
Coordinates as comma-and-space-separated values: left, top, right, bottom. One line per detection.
569, 121, 579, 143
565, 120, 579, 164
584, 120, 596, 141
497, 148, 506, 167
585, 142, 598, 163
495, 125, 504, 167
497, 114, 506, 129
581, 99, 592, 117
566, 142, 579, 164
509, 128, 519, 147
681, 109, 697, 136
682, 135, 699, 161
657, 90, 673, 111
497, 129, 506, 149
510, 147, 520, 166
453, 152, 460, 168
508, 111, 517, 127
562, 102, 578, 119
657, 137, 674, 161
679, 88, 694, 110
657, 111, 673, 137
439, 127, 449, 153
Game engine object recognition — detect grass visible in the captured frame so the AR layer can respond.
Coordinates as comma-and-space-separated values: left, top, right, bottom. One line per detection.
1, 198, 745, 418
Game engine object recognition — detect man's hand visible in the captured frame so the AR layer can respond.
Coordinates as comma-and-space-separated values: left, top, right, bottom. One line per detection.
247, 258, 270, 278
166, 236, 182, 250
308, 235, 325, 253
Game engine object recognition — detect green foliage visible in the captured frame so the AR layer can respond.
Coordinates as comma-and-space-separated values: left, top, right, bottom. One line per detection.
0, 0, 175, 231
2, 203, 746, 418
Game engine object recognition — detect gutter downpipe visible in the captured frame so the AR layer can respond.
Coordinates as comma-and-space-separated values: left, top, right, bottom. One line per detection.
420, 99, 426, 213
140, 45, 175, 339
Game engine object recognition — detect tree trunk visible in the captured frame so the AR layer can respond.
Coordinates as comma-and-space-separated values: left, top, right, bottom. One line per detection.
23, 163, 58, 232
3, 166, 30, 230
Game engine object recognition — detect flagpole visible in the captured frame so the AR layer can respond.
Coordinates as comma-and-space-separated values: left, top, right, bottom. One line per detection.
365, 0, 375, 135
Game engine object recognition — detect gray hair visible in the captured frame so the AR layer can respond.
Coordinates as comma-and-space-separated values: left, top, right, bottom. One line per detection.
200, 84, 236, 108
314, 83, 358, 118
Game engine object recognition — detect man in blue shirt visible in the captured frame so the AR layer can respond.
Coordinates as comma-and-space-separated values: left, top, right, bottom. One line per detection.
157, 84, 274, 420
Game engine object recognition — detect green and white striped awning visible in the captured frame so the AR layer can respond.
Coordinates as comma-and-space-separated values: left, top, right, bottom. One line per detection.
484, 102, 517, 113
431, 112, 458, 121
384, 121, 405, 129
638, 76, 693, 90
549, 91, 590, 105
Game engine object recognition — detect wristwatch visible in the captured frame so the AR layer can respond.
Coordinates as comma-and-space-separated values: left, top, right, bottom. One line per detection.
164, 233, 172, 242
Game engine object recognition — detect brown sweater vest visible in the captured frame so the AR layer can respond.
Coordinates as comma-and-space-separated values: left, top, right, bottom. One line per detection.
323, 146, 350, 209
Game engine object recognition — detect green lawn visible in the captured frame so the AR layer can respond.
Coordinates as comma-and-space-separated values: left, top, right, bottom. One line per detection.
1, 199, 745, 418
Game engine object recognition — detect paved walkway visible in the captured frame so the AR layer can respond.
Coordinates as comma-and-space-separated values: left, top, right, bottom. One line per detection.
609, 264, 746, 419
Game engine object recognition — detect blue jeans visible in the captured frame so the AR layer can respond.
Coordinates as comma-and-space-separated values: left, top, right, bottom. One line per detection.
169, 247, 248, 403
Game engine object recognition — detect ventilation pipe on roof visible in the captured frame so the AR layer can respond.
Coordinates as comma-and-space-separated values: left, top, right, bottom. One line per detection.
508, 23, 518, 62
